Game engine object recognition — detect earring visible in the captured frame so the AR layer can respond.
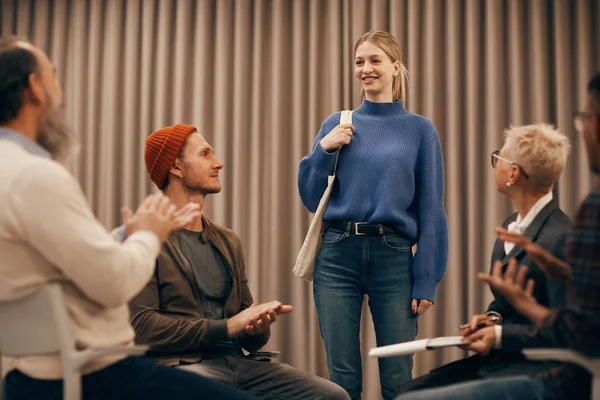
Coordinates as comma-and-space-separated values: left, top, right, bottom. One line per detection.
506, 182, 511, 187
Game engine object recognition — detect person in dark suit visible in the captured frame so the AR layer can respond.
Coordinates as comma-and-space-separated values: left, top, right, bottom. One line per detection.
396, 123, 572, 394
396, 72, 600, 400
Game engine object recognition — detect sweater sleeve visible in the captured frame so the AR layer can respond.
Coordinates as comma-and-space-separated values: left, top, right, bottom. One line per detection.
501, 323, 546, 351
411, 126, 448, 303
297, 114, 340, 212
8, 160, 161, 308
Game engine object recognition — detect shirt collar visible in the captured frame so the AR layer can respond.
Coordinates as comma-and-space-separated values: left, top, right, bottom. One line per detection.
0, 127, 51, 159
515, 191, 554, 230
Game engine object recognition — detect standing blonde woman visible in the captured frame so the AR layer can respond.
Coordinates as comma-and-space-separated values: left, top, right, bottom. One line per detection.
298, 31, 448, 400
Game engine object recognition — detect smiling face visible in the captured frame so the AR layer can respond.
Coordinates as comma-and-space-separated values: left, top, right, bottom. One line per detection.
354, 40, 400, 103
175, 132, 224, 195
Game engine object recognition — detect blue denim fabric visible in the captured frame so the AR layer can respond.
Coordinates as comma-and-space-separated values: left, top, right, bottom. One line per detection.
394, 376, 556, 400
314, 225, 418, 400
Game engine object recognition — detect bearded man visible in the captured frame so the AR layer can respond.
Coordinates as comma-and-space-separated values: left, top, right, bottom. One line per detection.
0, 36, 258, 400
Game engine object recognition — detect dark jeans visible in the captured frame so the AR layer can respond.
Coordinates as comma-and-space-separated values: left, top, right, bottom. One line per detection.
4, 356, 258, 400
396, 351, 558, 395
178, 355, 350, 400
394, 376, 556, 400
313, 226, 418, 400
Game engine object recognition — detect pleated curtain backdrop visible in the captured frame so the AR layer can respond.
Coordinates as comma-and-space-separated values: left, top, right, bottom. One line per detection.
1, 0, 598, 398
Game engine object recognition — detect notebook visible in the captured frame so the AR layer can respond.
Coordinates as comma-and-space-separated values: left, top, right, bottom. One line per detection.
368, 336, 470, 358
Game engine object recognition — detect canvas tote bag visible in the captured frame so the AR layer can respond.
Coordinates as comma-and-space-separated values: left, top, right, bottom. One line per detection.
293, 110, 353, 281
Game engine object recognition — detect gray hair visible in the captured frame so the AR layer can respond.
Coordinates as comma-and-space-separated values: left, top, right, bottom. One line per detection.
502, 124, 571, 191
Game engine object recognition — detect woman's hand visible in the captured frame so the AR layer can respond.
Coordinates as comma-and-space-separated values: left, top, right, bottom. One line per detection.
320, 123, 355, 152
478, 259, 551, 328
463, 326, 497, 355
412, 299, 433, 315
458, 313, 498, 337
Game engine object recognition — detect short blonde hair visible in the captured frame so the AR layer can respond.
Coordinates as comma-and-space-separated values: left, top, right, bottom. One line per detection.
502, 124, 571, 191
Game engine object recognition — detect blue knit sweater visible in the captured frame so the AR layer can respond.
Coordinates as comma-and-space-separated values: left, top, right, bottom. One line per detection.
298, 98, 448, 302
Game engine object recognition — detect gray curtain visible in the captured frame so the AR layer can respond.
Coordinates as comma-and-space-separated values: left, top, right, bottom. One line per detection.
1, 0, 598, 398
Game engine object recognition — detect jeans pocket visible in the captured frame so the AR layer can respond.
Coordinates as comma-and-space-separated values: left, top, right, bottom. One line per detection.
382, 234, 412, 251
320, 228, 347, 245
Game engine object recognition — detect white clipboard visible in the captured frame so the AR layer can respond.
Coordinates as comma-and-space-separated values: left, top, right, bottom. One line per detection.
369, 336, 470, 358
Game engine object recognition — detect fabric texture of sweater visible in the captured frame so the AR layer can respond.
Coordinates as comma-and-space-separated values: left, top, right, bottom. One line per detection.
298, 99, 448, 302
0, 129, 161, 379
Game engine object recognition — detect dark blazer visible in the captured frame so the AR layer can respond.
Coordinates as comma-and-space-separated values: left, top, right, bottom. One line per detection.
397, 199, 572, 394
486, 199, 571, 353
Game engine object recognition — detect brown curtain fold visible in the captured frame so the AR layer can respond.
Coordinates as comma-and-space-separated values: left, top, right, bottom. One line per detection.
2, 1, 598, 398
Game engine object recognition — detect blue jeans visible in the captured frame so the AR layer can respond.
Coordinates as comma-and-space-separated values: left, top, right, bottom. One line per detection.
3, 356, 258, 400
314, 225, 418, 400
394, 376, 557, 400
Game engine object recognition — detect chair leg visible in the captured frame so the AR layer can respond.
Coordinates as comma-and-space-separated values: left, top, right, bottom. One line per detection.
593, 376, 599, 400
62, 372, 81, 400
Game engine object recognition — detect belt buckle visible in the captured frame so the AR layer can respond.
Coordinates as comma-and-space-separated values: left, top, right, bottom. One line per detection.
354, 222, 368, 236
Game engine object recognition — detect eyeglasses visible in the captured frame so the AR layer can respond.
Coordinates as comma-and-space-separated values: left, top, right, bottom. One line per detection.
572, 111, 600, 133
491, 150, 529, 180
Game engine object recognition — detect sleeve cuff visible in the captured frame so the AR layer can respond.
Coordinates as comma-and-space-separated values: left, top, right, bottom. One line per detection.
239, 328, 270, 352
486, 311, 504, 325
206, 319, 230, 342
494, 325, 502, 349
412, 277, 439, 303
111, 225, 126, 242
126, 230, 161, 255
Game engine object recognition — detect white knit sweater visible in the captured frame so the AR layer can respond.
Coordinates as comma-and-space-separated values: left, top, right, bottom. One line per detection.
0, 134, 160, 379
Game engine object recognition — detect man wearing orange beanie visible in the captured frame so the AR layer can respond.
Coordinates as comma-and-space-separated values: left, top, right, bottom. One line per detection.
0, 37, 259, 400
129, 124, 350, 400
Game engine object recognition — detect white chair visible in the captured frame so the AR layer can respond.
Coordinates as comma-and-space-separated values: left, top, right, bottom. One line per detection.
523, 348, 600, 399
0, 284, 148, 400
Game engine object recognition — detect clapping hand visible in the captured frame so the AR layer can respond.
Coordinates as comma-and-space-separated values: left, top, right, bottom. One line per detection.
121, 193, 201, 242
244, 304, 294, 336
477, 259, 536, 310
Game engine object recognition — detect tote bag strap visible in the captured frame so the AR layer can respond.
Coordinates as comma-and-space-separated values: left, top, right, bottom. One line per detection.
333, 110, 353, 177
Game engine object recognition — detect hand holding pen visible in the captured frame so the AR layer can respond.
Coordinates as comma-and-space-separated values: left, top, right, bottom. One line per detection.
458, 313, 501, 336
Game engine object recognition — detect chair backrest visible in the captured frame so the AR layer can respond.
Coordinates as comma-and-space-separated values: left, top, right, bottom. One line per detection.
0, 284, 74, 356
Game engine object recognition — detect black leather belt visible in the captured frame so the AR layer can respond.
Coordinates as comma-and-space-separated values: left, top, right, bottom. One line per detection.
328, 221, 399, 236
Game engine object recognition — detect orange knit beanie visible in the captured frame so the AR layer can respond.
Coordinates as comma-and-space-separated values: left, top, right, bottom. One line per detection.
144, 124, 197, 189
